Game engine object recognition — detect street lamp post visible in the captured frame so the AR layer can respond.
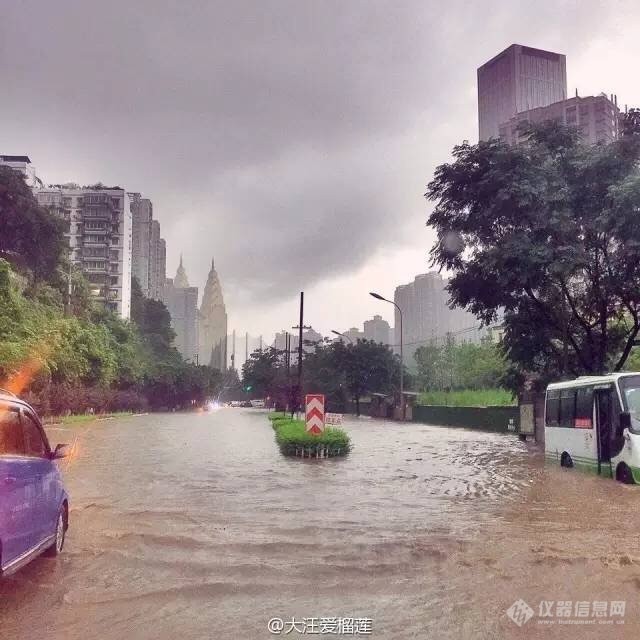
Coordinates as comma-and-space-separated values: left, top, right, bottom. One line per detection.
369, 292, 404, 420
331, 329, 353, 343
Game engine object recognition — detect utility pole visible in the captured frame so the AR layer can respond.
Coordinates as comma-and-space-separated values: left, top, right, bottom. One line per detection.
285, 331, 291, 413
245, 331, 248, 366
259, 335, 263, 351
292, 292, 310, 416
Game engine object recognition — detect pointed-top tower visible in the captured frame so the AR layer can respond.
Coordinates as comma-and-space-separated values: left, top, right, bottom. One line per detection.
174, 254, 190, 288
198, 257, 228, 371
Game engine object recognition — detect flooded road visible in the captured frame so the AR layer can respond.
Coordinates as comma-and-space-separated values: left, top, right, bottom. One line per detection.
2, 409, 640, 638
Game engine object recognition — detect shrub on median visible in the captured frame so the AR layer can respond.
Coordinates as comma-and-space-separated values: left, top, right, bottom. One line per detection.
268, 412, 350, 457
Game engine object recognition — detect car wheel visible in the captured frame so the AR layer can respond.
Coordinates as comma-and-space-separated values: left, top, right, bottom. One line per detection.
44, 509, 66, 557
616, 463, 634, 485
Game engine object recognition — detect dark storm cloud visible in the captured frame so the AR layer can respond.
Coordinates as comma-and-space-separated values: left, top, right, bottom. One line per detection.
0, 0, 616, 305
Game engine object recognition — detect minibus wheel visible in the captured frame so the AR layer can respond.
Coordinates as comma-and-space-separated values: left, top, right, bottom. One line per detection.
616, 463, 634, 485
560, 452, 573, 468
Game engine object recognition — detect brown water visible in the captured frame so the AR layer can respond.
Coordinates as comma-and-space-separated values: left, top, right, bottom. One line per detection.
2, 409, 640, 639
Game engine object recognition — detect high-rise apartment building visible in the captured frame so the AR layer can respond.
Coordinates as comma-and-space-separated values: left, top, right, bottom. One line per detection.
499, 93, 620, 146
35, 185, 133, 318
163, 258, 199, 362
393, 272, 484, 365
130, 194, 166, 301
130, 193, 153, 296
149, 220, 166, 300
363, 315, 391, 345
478, 44, 567, 141
154, 237, 166, 300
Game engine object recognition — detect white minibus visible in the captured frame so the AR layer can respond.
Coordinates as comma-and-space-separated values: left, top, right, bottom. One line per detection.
545, 373, 640, 483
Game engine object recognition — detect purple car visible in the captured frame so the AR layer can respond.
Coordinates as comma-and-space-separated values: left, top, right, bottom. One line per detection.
0, 390, 69, 576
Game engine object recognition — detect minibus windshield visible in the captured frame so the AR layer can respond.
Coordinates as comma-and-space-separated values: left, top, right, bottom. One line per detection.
619, 376, 640, 431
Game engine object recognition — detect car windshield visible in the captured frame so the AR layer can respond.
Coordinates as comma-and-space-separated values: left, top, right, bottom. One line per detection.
618, 376, 640, 429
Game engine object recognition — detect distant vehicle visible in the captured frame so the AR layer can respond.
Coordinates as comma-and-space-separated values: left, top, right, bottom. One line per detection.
250, 399, 265, 408
0, 390, 70, 576
229, 401, 243, 407
545, 373, 640, 483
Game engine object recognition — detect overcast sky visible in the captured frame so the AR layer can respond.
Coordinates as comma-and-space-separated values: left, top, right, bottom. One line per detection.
3, 0, 640, 342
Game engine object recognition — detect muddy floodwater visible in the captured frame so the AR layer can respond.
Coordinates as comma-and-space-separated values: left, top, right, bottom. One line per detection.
2, 409, 640, 639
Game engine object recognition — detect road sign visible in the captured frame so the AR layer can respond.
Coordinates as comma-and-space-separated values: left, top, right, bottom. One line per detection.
325, 413, 343, 426
305, 394, 325, 435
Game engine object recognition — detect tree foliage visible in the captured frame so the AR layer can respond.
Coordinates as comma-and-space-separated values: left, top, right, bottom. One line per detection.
0, 166, 66, 282
242, 339, 402, 415
0, 168, 225, 415
414, 337, 507, 391
426, 121, 640, 390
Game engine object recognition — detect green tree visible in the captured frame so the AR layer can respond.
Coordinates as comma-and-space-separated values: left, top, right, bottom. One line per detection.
242, 347, 286, 399
621, 108, 640, 138
343, 340, 401, 416
303, 340, 349, 411
426, 121, 640, 391
0, 166, 66, 282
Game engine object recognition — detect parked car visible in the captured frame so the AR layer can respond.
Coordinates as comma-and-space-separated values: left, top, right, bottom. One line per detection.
0, 389, 69, 576
250, 399, 266, 408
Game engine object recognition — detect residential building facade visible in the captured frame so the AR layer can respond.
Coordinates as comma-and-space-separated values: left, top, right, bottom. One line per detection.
499, 93, 620, 146
0, 155, 42, 188
363, 315, 391, 345
35, 185, 133, 318
130, 193, 153, 296
393, 272, 485, 365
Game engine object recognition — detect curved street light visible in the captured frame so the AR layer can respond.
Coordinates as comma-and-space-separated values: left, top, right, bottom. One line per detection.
369, 291, 404, 419
331, 329, 353, 343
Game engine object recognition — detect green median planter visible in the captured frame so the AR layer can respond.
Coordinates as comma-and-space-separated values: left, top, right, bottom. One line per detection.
267, 412, 351, 458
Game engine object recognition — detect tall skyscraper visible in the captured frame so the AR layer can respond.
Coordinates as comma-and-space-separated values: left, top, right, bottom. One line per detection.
163, 257, 199, 362
35, 185, 133, 319
149, 221, 166, 300
478, 44, 567, 141
130, 193, 153, 296
155, 237, 166, 301
198, 258, 228, 371
393, 272, 485, 365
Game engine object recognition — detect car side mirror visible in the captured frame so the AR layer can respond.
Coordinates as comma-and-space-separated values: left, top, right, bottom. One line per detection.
51, 443, 69, 460
620, 412, 632, 432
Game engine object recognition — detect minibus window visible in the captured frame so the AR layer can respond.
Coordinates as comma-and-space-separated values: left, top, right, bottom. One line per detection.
546, 390, 560, 427
559, 390, 576, 428
575, 388, 594, 428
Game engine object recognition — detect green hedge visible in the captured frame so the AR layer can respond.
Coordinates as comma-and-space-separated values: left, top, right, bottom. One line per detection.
268, 412, 351, 457
412, 404, 519, 433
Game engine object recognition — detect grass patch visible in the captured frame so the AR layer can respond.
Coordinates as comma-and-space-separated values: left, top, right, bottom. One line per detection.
45, 411, 135, 426
268, 412, 351, 457
418, 388, 515, 407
